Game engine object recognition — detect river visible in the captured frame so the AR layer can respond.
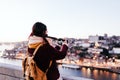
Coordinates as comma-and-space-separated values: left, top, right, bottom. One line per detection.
58, 65, 120, 80
0, 58, 120, 80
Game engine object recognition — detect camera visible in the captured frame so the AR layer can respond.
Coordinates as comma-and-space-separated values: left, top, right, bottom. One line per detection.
46, 36, 67, 46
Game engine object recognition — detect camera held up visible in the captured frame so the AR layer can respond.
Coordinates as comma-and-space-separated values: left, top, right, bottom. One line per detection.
46, 36, 67, 46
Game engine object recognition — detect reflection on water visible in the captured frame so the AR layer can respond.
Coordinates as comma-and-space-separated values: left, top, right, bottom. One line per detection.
58, 65, 120, 80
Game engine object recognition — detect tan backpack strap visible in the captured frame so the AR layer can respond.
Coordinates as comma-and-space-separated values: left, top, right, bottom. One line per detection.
45, 60, 52, 74
32, 44, 43, 58
32, 43, 52, 73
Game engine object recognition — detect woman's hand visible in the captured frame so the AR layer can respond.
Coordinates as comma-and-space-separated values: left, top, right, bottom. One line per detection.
62, 39, 68, 46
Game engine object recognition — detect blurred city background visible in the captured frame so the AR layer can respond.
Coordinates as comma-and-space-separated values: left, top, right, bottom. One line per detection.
1, 34, 120, 80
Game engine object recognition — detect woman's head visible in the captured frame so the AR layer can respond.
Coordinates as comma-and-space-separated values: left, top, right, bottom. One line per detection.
31, 22, 47, 37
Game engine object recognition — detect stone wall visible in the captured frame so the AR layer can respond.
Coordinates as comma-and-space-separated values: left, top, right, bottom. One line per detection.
0, 59, 93, 80
0, 63, 24, 80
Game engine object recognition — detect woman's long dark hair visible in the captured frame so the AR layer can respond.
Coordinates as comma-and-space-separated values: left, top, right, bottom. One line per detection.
30, 22, 48, 43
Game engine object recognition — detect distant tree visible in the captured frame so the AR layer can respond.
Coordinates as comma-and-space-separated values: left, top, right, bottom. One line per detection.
100, 48, 110, 57
90, 43, 95, 48
117, 55, 120, 59
114, 42, 120, 47
74, 46, 82, 50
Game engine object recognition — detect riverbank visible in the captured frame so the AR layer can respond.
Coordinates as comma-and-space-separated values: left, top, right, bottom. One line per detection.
57, 59, 120, 74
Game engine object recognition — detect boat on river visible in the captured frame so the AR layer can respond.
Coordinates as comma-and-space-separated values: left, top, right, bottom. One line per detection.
62, 63, 81, 69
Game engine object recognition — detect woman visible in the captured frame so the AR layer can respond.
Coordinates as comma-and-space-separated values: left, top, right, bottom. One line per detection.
28, 22, 68, 80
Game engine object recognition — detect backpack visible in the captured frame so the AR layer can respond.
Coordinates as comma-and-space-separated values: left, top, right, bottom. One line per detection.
22, 44, 52, 80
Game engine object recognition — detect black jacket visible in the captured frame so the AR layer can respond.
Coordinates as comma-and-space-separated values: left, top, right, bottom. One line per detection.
28, 43, 68, 80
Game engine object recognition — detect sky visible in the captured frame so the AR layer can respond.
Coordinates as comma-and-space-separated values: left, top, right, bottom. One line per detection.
0, 0, 120, 42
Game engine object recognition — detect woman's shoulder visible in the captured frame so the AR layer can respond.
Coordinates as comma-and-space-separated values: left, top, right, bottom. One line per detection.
41, 43, 52, 49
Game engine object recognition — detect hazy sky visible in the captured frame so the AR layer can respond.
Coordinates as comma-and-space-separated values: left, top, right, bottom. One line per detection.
0, 0, 120, 42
